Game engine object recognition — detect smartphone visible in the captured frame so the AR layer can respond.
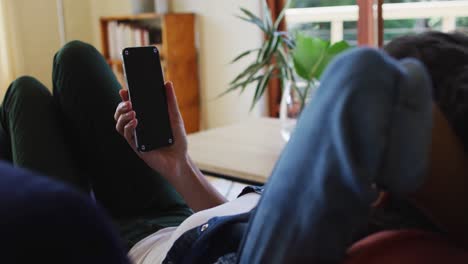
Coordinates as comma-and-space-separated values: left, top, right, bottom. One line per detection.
122, 46, 174, 152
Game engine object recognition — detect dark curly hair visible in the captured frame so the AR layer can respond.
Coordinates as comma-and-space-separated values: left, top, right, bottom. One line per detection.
384, 31, 468, 152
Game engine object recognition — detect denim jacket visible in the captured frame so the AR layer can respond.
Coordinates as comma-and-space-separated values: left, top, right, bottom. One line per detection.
163, 186, 263, 264
165, 48, 434, 264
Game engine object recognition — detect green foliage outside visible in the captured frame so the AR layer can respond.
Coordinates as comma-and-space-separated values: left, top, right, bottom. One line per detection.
291, 0, 433, 8
289, 0, 468, 45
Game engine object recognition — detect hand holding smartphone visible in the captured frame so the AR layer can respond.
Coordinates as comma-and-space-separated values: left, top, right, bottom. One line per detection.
122, 46, 174, 152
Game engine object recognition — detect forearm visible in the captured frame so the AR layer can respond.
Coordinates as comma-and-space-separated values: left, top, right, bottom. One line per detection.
115, 83, 226, 212
167, 154, 227, 212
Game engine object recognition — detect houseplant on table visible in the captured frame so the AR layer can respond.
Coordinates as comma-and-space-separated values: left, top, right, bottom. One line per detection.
225, 0, 350, 141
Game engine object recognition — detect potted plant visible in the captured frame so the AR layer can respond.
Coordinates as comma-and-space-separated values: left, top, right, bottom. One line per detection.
225, 0, 350, 140
281, 33, 350, 140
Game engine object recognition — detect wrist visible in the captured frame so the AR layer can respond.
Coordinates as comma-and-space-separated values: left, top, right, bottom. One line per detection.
169, 153, 195, 184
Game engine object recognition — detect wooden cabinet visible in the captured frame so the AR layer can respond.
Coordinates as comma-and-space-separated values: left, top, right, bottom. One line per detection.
100, 13, 200, 133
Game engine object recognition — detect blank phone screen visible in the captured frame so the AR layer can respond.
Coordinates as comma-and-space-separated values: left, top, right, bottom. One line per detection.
122, 46, 173, 151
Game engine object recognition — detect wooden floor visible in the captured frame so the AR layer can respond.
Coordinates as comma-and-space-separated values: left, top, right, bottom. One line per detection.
205, 176, 249, 201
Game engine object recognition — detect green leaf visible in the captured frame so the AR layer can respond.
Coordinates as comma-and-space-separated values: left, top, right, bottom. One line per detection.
229, 60, 263, 85
269, 35, 282, 58
240, 7, 262, 23
292, 55, 309, 80
279, 67, 288, 93
292, 33, 328, 81
283, 38, 295, 50
328, 41, 349, 55
262, 0, 273, 32
239, 3, 270, 33
221, 75, 263, 98
275, 46, 288, 65
218, 84, 243, 98
277, 47, 294, 80
230, 48, 260, 64
260, 34, 280, 63
315, 40, 351, 79
256, 33, 275, 62
259, 36, 273, 62
240, 74, 263, 94
273, 0, 291, 29
237, 7, 269, 33
236, 15, 268, 33
251, 66, 274, 111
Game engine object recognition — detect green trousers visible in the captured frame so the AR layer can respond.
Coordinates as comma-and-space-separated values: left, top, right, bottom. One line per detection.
0, 41, 192, 250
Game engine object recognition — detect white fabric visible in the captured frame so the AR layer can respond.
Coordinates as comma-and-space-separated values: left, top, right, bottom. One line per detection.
129, 192, 261, 264
128, 227, 177, 264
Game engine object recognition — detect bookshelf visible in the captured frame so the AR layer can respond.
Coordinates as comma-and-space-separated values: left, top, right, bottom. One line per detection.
100, 13, 200, 133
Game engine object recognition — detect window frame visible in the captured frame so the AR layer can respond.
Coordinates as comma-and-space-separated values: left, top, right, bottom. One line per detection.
266, 0, 383, 117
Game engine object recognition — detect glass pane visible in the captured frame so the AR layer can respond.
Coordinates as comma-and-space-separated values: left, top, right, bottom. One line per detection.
383, 0, 468, 43
287, 0, 356, 44
343, 21, 358, 47
383, 18, 441, 44
290, 0, 355, 8
288, 22, 331, 41
457, 17, 468, 34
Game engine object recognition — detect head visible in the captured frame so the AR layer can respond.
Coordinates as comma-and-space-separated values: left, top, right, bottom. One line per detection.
384, 33, 468, 239
384, 31, 468, 153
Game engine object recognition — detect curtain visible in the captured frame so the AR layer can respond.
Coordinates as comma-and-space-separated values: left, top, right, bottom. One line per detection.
0, 0, 15, 99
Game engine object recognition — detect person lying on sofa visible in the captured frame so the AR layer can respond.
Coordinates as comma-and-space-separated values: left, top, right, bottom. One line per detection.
1, 31, 468, 263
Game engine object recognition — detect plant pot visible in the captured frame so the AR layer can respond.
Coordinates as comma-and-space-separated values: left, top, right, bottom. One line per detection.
280, 79, 319, 141
130, 0, 154, 14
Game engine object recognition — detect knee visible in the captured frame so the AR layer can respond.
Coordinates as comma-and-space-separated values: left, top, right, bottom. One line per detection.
9, 76, 47, 96
54, 40, 100, 68
3, 76, 50, 108
329, 48, 394, 78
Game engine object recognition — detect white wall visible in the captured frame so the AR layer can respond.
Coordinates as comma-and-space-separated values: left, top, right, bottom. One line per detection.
171, 0, 266, 129
6, 0, 94, 89
89, 0, 132, 50
63, 0, 94, 44
7, 0, 61, 89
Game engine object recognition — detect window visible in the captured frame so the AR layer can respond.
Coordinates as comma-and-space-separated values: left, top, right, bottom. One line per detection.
285, 0, 468, 46
383, 0, 468, 44
268, 0, 468, 117
287, 0, 358, 45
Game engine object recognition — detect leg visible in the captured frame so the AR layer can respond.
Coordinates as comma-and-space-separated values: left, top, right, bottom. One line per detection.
0, 161, 129, 264
238, 49, 433, 263
52, 41, 191, 220
0, 76, 88, 192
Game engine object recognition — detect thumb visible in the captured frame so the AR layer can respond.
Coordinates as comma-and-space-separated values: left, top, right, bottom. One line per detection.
119, 88, 129, 101
165, 82, 184, 125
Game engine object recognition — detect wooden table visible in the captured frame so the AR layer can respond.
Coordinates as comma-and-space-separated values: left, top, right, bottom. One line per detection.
187, 118, 286, 184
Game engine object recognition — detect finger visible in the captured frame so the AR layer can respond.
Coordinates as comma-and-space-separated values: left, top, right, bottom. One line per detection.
165, 82, 184, 125
119, 89, 129, 101
116, 111, 136, 135
124, 119, 138, 148
114, 101, 133, 121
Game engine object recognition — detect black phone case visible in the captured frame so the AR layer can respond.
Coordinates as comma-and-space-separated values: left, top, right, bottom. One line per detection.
122, 46, 174, 152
